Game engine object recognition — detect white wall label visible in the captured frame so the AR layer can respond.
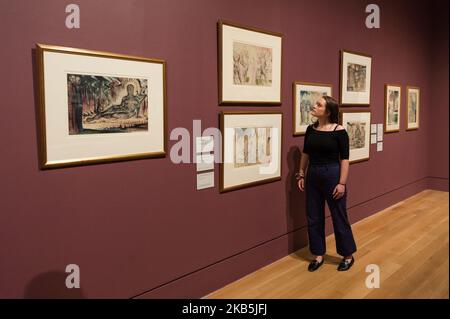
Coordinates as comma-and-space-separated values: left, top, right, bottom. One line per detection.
371, 134, 377, 144
196, 153, 215, 172
197, 172, 214, 190
196, 136, 214, 154
377, 124, 383, 141
377, 142, 383, 152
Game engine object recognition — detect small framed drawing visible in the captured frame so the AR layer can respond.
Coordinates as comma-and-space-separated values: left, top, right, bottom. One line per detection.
340, 111, 371, 164
406, 86, 420, 130
218, 20, 283, 105
384, 84, 401, 133
220, 111, 282, 192
293, 81, 332, 135
340, 50, 372, 106
36, 44, 167, 169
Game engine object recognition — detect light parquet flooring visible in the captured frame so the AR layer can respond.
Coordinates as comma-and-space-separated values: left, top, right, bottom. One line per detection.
205, 190, 449, 299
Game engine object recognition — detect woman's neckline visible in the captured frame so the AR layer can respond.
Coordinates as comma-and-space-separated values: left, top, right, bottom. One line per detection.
311, 125, 341, 132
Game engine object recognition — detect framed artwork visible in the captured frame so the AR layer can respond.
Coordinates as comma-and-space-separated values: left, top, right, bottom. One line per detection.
36, 44, 167, 169
340, 111, 371, 164
340, 50, 372, 106
406, 86, 420, 130
384, 84, 401, 133
220, 111, 282, 192
218, 20, 283, 105
293, 81, 332, 135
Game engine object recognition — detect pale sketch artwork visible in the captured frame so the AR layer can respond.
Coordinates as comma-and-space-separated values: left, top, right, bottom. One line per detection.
233, 42, 272, 87
347, 63, 366, 92
256, 127, 272, 164
299, 90, 326, 125
235, 128, 257, 167
234, 127, 272, 168
346, 121, 366, 149
387, 89, 400, 125
408, 91, 418, 123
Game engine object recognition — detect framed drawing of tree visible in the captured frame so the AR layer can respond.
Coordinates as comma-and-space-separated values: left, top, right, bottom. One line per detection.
36, 44, 167, 169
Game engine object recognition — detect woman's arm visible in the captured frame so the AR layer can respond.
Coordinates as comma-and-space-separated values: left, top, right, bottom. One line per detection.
339, 159, 349, 185
299, 152, 309, 176
336, 125, 349, 185
332, 158, 349, 199
297, 152, 309, 191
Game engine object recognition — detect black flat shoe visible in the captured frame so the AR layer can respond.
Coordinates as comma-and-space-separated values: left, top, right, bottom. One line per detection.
308, 258, 324, 272
337, 256, 354, 271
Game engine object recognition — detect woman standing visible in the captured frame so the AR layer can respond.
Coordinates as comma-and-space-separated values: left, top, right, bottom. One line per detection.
297, 96, 357, 272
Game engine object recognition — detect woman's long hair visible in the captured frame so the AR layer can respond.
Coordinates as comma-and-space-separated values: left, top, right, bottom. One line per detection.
312, 95, 340, 128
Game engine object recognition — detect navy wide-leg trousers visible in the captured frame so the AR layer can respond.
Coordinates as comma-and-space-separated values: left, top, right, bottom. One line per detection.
305, 162, 357, 257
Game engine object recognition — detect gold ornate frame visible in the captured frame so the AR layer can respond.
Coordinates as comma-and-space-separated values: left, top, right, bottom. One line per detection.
36, 44, 167, 169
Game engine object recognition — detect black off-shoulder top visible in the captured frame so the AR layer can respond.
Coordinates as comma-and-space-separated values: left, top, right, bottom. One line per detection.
302, 124, 350, 165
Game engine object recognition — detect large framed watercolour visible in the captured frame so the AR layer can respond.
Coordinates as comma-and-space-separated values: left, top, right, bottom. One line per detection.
406, 86, 420, 130
36, 44, 167, 169
293, 82, 332, 135
340, 50, 372, 106
220, 111, 282, 192
218, 20, 283, 105
340, 111, 371, 164
384, 84, 401, 133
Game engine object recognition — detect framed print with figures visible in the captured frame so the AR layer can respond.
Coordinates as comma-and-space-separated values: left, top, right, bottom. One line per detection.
406, 86, 420, 130
218, 20, 283, 105
293, 81, 332, 135
340, 110, 371, 164
36, 44, 167, 169
384, 84, 401, 133
340, 50, 372, 106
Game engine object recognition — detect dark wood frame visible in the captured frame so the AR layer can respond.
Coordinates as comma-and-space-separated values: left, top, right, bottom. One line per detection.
218, 20, 283, 106
36, 43, 167, 169
384, 84, 402, 133
292, 81, 333, 136
406, 86, 420, 131
339, 109, 371, 164
339, 50, 373, 106
219, 111, 283, 193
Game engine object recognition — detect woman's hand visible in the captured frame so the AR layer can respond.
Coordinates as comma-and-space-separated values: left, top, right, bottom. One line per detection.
298, 178, 305, 191
332, 184, 346, 199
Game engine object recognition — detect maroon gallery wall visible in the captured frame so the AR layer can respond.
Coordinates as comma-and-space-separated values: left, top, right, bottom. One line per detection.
429, 0, 449, 186
0, 0, 448, 298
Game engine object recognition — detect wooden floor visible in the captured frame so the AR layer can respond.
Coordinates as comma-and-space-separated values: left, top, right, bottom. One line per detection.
205, 190, 449, 299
